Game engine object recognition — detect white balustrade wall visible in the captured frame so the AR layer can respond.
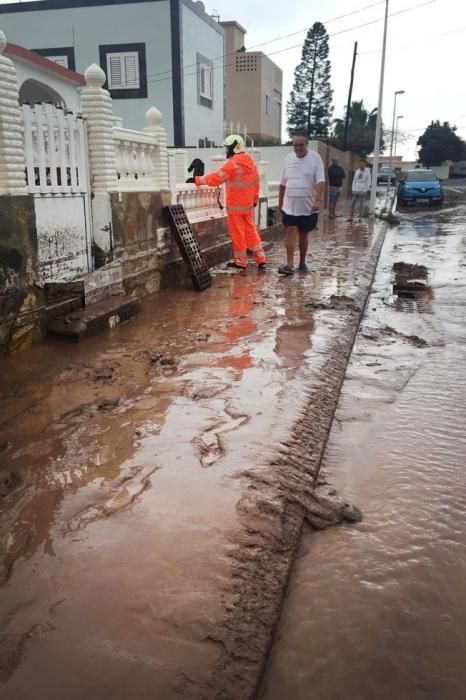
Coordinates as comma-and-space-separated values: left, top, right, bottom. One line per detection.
113, 127, 159, 191
176, 183, 225, 223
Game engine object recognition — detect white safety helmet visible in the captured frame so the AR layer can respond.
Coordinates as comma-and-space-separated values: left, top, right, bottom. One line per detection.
223, 134, 245, 158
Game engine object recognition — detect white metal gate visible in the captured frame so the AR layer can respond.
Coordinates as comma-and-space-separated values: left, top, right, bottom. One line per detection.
22, 103, 92, 282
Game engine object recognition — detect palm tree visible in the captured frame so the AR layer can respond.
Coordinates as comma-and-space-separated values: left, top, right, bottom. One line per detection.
331, 100, 385, 157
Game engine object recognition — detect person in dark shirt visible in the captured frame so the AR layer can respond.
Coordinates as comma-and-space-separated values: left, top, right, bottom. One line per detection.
327, 158, 346, 218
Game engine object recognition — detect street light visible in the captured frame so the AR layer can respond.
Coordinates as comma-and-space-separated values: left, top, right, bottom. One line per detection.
369, 0, 389, 217
386, 90, 405, 206
394, 115, 404, 159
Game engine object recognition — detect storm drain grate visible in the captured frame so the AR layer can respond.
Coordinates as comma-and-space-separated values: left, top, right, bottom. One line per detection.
392, 262, 431, 313
165, 205, 212, 291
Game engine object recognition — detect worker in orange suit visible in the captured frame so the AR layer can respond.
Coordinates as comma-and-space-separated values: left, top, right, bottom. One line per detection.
195, 135, 266, 270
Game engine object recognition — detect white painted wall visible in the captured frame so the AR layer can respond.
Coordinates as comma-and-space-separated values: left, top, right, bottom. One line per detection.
0, 1, 174, 140
176, 142, 321, 181
181, 3, 224, 147
13, 57, 81, 112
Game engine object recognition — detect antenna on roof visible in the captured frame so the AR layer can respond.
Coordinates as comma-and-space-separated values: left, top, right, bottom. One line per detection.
210, 8, 220, 22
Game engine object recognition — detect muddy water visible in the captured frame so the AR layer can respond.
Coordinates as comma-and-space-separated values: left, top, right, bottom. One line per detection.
261, 201, 466, 700
0, 219, 382, 698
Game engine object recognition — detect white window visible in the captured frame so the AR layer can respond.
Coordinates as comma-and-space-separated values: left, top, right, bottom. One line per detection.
199, 62, 212, 100
46, 55, 69, 68
106, 52, 140, 90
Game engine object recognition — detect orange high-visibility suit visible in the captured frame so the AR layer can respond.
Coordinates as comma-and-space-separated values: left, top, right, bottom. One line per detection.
195, 153, 266, 269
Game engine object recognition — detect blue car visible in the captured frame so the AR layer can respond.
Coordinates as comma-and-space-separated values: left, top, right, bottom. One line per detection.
397, 169, 444, 207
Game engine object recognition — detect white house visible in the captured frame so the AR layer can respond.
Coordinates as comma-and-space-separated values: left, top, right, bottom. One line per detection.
5, 41, 84, 112
0, 0, 224, 147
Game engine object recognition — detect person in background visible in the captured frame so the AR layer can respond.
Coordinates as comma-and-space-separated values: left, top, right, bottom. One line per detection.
327, 157, 346, 218
348, 159, 372, 223
278, 131, 325, 275
195, 135, 266, 270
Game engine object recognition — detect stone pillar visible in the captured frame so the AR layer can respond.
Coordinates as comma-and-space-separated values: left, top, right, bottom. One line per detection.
144, 106, 169, 191
80, 64, 118, 260
0, 31, 27, 195
80, 63, 117, 192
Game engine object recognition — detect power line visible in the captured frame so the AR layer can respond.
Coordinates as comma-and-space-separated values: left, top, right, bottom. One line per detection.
358, 23, 466, 54
146, 0, 388, 80
405, 125, 466, 132
147, 0, 437, 87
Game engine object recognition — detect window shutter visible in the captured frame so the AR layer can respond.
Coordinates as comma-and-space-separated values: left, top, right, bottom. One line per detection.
49, 56, 69, 68
200, 63, 212, 99
200, 67, 206, 95
124, 54, 139, 87
108, 55, 123, 88
106, 52, 140, 89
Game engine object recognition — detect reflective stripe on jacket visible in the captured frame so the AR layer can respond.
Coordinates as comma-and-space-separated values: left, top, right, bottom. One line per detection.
195, 152, 260, 212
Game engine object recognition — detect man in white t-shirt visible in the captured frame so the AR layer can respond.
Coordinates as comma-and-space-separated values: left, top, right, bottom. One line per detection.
348, 159, 372, 223
278, 131, 325, 275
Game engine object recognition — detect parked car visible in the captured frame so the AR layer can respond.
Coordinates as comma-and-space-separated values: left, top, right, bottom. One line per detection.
377, 166, 396, 185
397, 169, 444, 207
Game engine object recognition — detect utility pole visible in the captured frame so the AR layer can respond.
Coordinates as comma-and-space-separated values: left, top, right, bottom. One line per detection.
369, 0, 389, 217
394, 115, 404, 159
307, 40, 319, 138
385, 89, 405, 207
343, 42, 358, 151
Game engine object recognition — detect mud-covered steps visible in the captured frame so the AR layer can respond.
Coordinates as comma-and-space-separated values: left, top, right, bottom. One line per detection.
47, 295, 140, 342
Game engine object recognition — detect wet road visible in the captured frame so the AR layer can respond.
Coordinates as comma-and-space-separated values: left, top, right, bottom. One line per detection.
261, 197, 466, 699
0, 217, 385, 698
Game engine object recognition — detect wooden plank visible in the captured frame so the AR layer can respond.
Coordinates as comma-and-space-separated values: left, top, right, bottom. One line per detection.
66, 111, 79, 193
45, 103, 59, 193
34, 104, 48, 194
22, 104, 38, 194
56, 106, 71, 194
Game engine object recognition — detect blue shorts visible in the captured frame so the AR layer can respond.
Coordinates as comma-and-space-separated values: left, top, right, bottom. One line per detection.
329, 186, 341, 203
282, 212, 318, 233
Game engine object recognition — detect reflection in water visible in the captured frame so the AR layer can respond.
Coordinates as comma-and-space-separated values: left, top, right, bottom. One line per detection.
261, 205, 466, 700
0, 217, 383, 698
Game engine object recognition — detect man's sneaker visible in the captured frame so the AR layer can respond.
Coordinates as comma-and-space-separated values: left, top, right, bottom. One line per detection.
298, 262, 310, 274
278, 264, 295, 275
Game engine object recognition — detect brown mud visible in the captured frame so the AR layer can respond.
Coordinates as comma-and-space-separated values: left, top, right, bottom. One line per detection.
1, 217, 385, 699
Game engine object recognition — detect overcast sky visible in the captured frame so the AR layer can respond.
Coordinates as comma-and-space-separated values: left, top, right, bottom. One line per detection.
210, 0, 465, 159
1, 0, 464, 159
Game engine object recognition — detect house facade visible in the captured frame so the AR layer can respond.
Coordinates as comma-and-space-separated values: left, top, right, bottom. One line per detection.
0, 0, 224, 147
220, 20, 283, 145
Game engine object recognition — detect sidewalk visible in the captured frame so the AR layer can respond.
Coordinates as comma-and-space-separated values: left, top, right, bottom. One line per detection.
0, 215, 386, 699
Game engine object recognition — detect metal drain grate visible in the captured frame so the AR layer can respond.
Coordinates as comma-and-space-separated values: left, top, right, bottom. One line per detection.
165, 205, 212, 291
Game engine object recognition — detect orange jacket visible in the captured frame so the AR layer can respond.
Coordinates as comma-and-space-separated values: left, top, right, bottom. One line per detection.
195, 152, 260, 213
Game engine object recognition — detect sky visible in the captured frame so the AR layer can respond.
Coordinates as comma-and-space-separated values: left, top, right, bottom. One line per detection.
1, 0, 464, 159
209, 0, 466, 159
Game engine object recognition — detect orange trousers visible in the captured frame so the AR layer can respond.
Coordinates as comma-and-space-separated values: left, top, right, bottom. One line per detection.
228, 212, 266, 268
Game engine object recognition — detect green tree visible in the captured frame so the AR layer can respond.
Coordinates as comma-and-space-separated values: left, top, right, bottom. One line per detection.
417, 121, 466, 166
331, 100, 385, 157
287, 22, 333, 139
